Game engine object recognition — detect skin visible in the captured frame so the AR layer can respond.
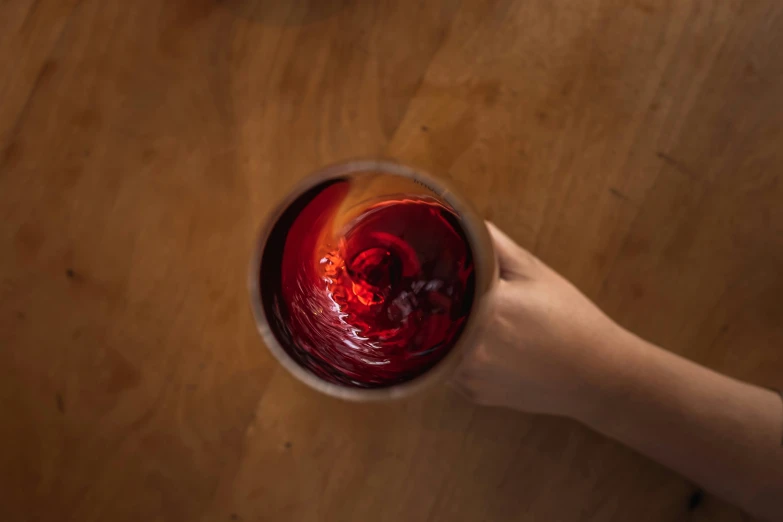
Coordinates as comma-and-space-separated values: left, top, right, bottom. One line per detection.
454, 223, 783, 522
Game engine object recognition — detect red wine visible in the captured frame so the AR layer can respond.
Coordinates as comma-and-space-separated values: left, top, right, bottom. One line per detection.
263, 180, 475, 388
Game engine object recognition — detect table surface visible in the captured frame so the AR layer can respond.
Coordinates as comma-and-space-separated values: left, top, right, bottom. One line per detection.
2, 1, 782, 521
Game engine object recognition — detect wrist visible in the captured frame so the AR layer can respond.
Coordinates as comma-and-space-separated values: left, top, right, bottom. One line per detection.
569, 325, 653, 427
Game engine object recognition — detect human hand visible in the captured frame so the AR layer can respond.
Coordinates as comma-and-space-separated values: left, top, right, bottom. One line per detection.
454, 224, 783, 521
453, 223, 630, 419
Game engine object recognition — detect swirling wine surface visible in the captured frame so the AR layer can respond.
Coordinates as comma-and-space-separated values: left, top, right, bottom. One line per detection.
267, 180, 474, 388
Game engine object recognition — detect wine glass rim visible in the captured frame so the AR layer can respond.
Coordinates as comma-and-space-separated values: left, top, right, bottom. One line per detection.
248, 159, 496, 401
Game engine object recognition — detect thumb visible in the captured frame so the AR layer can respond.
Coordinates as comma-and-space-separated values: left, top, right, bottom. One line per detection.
486, 221, 536, 280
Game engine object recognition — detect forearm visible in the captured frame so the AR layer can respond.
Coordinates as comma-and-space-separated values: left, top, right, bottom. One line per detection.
580, 329, 783, 521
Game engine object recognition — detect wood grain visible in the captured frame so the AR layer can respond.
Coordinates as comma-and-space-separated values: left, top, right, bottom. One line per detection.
2, 0, 782, 521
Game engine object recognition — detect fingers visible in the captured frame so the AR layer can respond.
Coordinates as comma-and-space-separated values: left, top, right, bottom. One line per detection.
450, 342, 490, 402
486, 221, 537, 280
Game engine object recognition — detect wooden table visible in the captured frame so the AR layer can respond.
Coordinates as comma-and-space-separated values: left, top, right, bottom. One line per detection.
2, 1, 782, 520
